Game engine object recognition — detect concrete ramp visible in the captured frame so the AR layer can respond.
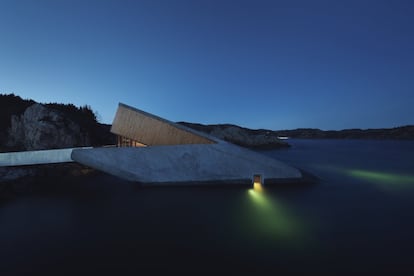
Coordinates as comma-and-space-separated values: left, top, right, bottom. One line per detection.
71, 144, 303, 186
0, 147, 92, 167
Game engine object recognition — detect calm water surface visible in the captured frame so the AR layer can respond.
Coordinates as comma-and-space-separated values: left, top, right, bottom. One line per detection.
1, 139, 414, 274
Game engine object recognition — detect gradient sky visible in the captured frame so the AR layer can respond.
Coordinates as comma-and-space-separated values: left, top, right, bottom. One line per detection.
1, 0, 413, 130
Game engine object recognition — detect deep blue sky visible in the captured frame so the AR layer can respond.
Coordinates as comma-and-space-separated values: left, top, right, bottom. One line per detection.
1, 0, 413, 130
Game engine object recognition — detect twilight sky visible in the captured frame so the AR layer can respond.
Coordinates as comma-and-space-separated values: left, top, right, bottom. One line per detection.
1, 0, 413, 130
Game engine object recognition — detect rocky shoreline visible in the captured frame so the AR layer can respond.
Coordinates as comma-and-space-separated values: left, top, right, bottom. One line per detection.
0, 163, 99, 200
179, 122, 290, 149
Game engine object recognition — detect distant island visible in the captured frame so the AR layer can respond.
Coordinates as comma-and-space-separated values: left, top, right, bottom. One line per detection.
179, 122, 414, 142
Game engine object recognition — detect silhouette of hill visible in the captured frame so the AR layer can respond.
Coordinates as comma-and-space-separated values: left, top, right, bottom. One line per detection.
179, 123, 414, 141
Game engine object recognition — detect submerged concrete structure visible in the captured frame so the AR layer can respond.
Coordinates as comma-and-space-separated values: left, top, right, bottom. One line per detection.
71, 103, 304, 186
0, 103, 305, 186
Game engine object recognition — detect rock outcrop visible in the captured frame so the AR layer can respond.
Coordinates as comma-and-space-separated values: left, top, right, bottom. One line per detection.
7, 103, 90, 151
179, 122, 290, 149
0, 163, 97, 197
208, 125, 289, 148
0, 167, 35, 182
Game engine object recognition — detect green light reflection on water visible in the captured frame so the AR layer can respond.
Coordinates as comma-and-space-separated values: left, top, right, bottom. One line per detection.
348, 169, 414, 190
310, 163, 414, 191
243, 188, 306, 248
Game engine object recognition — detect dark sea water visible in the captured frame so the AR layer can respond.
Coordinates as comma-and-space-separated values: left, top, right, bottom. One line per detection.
1, 139, 414, 274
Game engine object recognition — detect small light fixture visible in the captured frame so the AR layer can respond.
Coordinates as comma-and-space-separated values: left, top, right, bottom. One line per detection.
253, 174, 263, 192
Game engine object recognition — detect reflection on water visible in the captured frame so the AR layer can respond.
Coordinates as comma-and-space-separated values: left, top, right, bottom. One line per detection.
241, 183, 307, 248
307, 163, 414, 191
2, 139, 414, 273
348, 169, 414, 190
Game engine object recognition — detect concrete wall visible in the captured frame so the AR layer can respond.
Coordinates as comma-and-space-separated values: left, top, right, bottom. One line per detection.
72, 144, 302, 185
0, 147, 91, 167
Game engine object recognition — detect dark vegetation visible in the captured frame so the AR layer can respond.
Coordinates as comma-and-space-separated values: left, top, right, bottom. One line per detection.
0, 94, 35, 146
0, 94, 35, 127
44, 102, 114, 147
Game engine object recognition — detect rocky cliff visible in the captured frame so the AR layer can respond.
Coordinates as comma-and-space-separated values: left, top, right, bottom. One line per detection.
0, 94, 116, 152
7, 103, 90, 150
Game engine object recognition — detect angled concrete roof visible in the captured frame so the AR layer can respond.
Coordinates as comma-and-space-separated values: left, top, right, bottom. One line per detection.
110, 103, 216, 146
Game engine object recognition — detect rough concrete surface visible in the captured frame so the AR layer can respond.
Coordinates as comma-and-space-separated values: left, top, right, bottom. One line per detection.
0, 147, 91, 167
71, 143, 302, 185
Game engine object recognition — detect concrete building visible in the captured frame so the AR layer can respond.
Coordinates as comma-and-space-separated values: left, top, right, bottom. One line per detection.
71, 103, 304, 186
1, 103, 305, 187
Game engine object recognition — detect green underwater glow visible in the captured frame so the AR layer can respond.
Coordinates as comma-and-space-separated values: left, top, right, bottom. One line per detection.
310, 163, 414, 191
245, 186, 304, 244
348, 169, 414, 190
